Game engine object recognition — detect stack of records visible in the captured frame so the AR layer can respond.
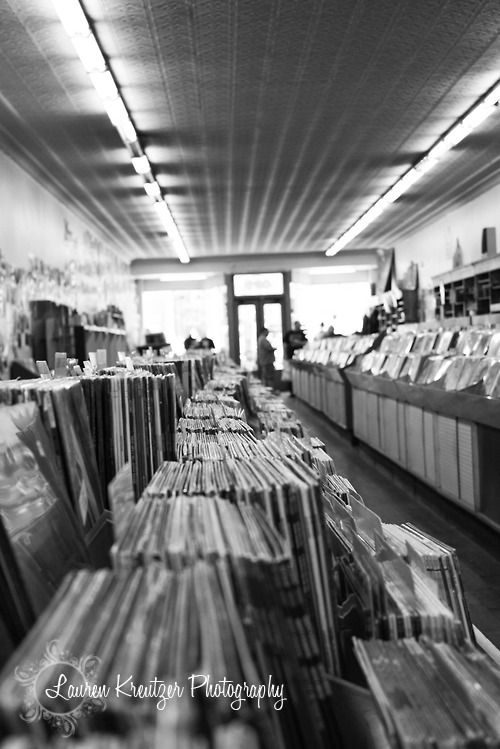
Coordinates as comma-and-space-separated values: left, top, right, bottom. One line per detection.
144, 456, 339, 675
111, 494, 288, 568
0, 563, 338, 748
324, 488, 473, 646
246, 386, 304, 438
354, 637, 500, 748
323, 474, 361, 507
382, 523, 475, 644
484, 359, 500, 396
126, 358, 199, 401
82, 371, 177, 500
118, 360, 184, 414
189, 390, 243, 409
205, 369, 253, 411
178, 416, 253, 436
0, 379, 105, 533
176, 431, 259, 461
0, 403, 89, 618
0, 515, 35, 669
252, 433, 336, 478
182, 398, 247, 423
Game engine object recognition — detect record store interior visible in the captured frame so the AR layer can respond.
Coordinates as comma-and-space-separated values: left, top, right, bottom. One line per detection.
3, 1, 500, 747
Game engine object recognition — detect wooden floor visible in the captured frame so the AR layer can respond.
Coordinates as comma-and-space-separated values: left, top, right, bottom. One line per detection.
283, 393, 500, 649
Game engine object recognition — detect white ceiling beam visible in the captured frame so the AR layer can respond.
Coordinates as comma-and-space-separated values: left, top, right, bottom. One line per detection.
131, 249, 380, 278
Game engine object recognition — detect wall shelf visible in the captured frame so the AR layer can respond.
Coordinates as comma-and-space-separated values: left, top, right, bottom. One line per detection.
433, 254, 500, 319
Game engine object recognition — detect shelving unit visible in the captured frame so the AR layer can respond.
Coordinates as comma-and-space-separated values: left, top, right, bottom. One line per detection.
291, 361, 351, 430
73, 324, 128, 366
292, 358, 500, 534
433, 254, 500, 319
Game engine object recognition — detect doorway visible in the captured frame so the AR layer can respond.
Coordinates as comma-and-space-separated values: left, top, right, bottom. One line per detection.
236, 297, 285, 372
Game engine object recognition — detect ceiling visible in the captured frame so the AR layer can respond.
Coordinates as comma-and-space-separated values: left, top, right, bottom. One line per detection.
3, 0, 500, 271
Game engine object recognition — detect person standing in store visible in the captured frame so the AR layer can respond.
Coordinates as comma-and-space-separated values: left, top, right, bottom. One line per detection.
257, 327, 276, 387
282, 320, 307, 394
197, 335, 215, 350
283, 321, 308, 360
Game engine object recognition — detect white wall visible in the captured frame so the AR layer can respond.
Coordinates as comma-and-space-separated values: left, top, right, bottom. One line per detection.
0, 149, 139, 347
394, 181, 500, 291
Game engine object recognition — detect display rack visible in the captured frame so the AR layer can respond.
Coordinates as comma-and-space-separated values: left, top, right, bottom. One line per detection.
433, 254, 500, 319
291, 361, 350, 430
73, 324, 128, 367
292, 349, 500, 534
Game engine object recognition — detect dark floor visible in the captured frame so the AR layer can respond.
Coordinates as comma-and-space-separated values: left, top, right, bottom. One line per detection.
283, 394, 500, 649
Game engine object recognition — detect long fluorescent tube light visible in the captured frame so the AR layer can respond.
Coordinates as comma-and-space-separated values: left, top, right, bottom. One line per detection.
144, 181, 161, 198
326, 77, 500, 256
51, 0, 89, 36
71, 33, 106, 72
131, 155, 151, 175
116, 118, 137, 144
103, 97, 129, 128
89, 70, 118, 101
154, 201, 191, 263
52, 0, 191, 264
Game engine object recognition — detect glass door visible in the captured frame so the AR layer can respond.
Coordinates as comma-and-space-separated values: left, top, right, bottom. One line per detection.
236, 297, 285, 371
237, 302, 258, 372
263, 302, 284, 369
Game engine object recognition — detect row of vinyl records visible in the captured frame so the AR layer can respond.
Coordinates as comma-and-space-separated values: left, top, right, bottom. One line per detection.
0, 357, 213, 631
0, 357, 209, 523
0, 365, 500, 746
300, 323, 500, 397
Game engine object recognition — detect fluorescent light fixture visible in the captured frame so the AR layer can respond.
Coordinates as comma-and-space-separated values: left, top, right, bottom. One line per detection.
89, 70, 118, 101
71, 33, 106, 72
103, 96, 129, 128
51, 0, 89, 36
462, 102, 496, 130
154, 201, 190, 263
427, 139, 454, 162
53, 0, 191, 264
442, 122, 469, 148
144, 181, 161, 198
131, 155, 151, 175
116, 118, 137, 143
326, 75, 500, 257
416, 156, 437, 175
484, 83, 500, 107
154, 200, 176, 231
